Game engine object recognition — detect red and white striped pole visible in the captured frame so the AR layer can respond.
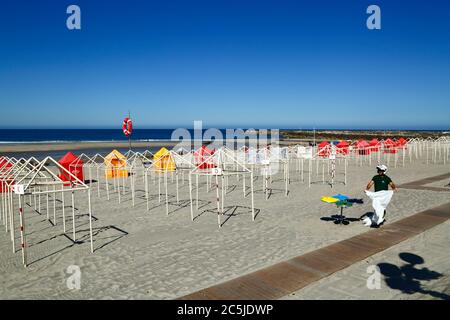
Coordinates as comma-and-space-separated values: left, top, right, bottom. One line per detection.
215, 174, 221, 228
72, 190, 76, 242
87, 189, 94, 254
10, 188, 15, 253
18, 194, 27, 267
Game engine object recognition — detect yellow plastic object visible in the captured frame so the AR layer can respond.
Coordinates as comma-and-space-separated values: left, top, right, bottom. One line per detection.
104, 149, 128, 178
321, 196, 339, 203
153, 147, 176, 171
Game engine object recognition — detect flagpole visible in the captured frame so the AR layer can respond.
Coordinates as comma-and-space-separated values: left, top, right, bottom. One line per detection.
128, 110, 132, 151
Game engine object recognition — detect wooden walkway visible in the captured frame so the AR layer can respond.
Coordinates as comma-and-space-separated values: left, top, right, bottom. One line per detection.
180, 173, 450, 300
398, 172, 450, 192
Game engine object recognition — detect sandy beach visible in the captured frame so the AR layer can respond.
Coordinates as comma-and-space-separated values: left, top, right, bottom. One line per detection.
1, 149, 449, 299
0, 141, 179, 154
0, 139, 287, 161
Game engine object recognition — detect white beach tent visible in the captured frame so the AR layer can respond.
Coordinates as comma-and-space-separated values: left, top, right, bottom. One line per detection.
308, 144, 347, 188
144, 149, 195, 213
1, 156, 93, 267
84, 153, 108, 198
254, 146, 290, 198
188, 147, 255, 228
126, 152, 153, 207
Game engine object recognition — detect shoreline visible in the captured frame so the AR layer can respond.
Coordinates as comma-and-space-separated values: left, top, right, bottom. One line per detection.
0, 139, 295, 154
0, 140, 181, 153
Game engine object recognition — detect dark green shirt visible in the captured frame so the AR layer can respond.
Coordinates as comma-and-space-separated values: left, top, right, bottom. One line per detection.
372, 174, 392, 192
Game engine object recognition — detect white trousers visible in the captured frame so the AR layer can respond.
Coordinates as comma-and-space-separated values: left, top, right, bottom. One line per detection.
365, 190, 394, 224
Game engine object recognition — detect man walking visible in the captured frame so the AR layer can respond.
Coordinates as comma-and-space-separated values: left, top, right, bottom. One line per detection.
364, 165, 396, 227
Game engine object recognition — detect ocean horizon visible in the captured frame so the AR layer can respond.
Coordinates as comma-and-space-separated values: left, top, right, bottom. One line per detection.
0, 128, 448, 144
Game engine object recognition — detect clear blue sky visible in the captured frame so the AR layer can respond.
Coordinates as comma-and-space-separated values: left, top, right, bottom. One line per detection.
1, 0, 449, 129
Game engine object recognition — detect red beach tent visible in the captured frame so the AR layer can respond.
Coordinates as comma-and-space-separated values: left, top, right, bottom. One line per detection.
0, 156, 11, 170
356, 140, 371, 155
318, 141, 331, 157
383, 138, 397, 153
396, 137, 407, 149
58, 152, 84, 183
194, 146, 216, 169
336, 140, 349, 155
369, 138, 380, 152
0, 156, 13, 193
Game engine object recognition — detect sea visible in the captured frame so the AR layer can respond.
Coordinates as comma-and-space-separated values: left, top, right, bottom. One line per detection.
0, 129, 183, 143
1, 128, 447, 144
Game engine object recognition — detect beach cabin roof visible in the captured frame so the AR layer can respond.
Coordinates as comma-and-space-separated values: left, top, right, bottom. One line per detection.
85, 153, 106, 166
154, 147, 170, 159
336, 140, 349, 147
14, 157, 88, 191
195, 145, 214, 156
171, 151, 195, 169
59, 152, 82, 166
356, 140, 370, 147
152, 147, 176, 171
397, 137, 407, 145
142, 150, 154, 158
369, 138, 380, 146
105, 149, 126, 162
1, 157, 42, 184
191, 148, 250, 174
0, 156, 12, 169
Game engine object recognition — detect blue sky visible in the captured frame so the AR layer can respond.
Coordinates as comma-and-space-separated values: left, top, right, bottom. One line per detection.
0, 0, 449, 129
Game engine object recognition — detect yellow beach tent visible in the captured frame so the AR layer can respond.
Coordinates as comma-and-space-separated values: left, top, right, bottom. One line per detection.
153, 147, 176, 171
105, 149, 128, 178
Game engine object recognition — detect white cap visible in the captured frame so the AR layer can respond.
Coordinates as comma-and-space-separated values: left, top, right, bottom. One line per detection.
376, 164, 388, 172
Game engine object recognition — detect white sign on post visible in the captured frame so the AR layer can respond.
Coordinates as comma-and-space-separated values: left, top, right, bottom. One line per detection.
211, 168, 223, 176
13, 184, 25, 195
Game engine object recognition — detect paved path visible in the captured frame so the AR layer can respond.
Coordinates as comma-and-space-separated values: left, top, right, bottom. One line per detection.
180, 202, 450, 300
398, 172, 450, 192
180, 173, 450, 300
285, 219, 450, 300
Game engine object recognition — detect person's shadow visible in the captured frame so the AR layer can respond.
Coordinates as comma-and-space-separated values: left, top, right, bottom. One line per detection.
377, 252, 450, 300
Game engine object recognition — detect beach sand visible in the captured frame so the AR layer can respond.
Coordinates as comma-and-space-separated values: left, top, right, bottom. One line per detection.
0, 139, 293, 154
0, 155, 449, 299
0, 140, 284, 161
0, 141, 179, 154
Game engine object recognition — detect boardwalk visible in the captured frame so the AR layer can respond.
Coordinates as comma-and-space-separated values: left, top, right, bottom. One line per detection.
180, 173, 450, 300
